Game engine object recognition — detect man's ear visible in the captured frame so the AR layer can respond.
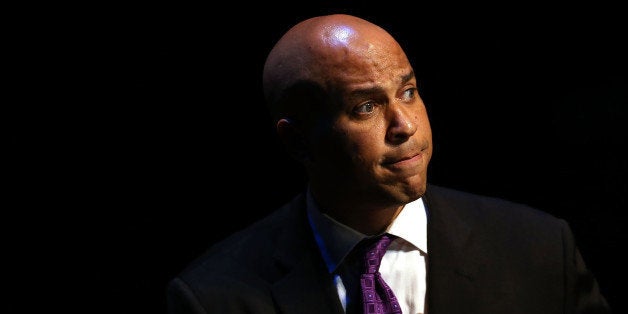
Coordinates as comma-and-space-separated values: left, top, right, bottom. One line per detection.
276, 118, 309, 163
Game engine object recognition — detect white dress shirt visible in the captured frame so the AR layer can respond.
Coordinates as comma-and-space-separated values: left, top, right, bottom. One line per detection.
306, 189, 428, 314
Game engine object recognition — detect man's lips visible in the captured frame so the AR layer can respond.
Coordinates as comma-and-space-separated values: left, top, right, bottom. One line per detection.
382, 151, 423, 167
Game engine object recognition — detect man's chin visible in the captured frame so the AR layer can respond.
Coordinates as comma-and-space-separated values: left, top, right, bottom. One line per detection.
380, 181, 426, 204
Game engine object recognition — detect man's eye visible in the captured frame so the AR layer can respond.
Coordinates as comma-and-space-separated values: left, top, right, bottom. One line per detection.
402, 88, 416, 101
354, 103, 375, 114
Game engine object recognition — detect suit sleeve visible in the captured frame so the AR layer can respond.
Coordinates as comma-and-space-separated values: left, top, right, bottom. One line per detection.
561, 220, 612, 314
167, 277, 207, 314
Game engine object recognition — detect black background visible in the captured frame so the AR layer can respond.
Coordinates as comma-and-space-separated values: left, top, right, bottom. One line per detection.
24, 2, 625, 313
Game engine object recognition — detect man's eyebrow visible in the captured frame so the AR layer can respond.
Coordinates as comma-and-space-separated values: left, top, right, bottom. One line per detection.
349, 86, 384, 98
348, 70, 416, 98
401, 70, 415, 84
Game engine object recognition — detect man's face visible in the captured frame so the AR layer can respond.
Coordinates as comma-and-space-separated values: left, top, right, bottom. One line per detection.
305, 34, 433, 210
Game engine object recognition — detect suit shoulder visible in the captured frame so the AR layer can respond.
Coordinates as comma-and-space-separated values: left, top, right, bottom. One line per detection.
425, 184, 565, 227
173, 193, 308, 284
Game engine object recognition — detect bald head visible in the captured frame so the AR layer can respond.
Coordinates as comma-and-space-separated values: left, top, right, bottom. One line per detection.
262, 14, 410, 122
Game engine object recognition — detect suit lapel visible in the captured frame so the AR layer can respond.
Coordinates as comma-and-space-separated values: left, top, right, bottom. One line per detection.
423, 185, 485, 314
271, 255, 344, 314
269, 194, 345, 314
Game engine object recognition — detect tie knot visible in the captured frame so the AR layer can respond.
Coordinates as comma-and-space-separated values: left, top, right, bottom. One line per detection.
362, 234, 394, 274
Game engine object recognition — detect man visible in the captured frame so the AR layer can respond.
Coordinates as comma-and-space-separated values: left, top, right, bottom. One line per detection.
166, 14, 610, 313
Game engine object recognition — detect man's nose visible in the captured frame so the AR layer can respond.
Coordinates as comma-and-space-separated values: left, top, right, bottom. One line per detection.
385, 103, 417, 144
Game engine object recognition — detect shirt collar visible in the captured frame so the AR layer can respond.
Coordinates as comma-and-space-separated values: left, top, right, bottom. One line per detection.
386, 197, 428, 254
306, 188, 428, 273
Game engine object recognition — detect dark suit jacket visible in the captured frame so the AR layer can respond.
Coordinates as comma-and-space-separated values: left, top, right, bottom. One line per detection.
166, 184, 610, 313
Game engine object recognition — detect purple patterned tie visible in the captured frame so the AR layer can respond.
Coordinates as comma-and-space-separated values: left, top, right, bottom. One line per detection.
360, 234, 402, 314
